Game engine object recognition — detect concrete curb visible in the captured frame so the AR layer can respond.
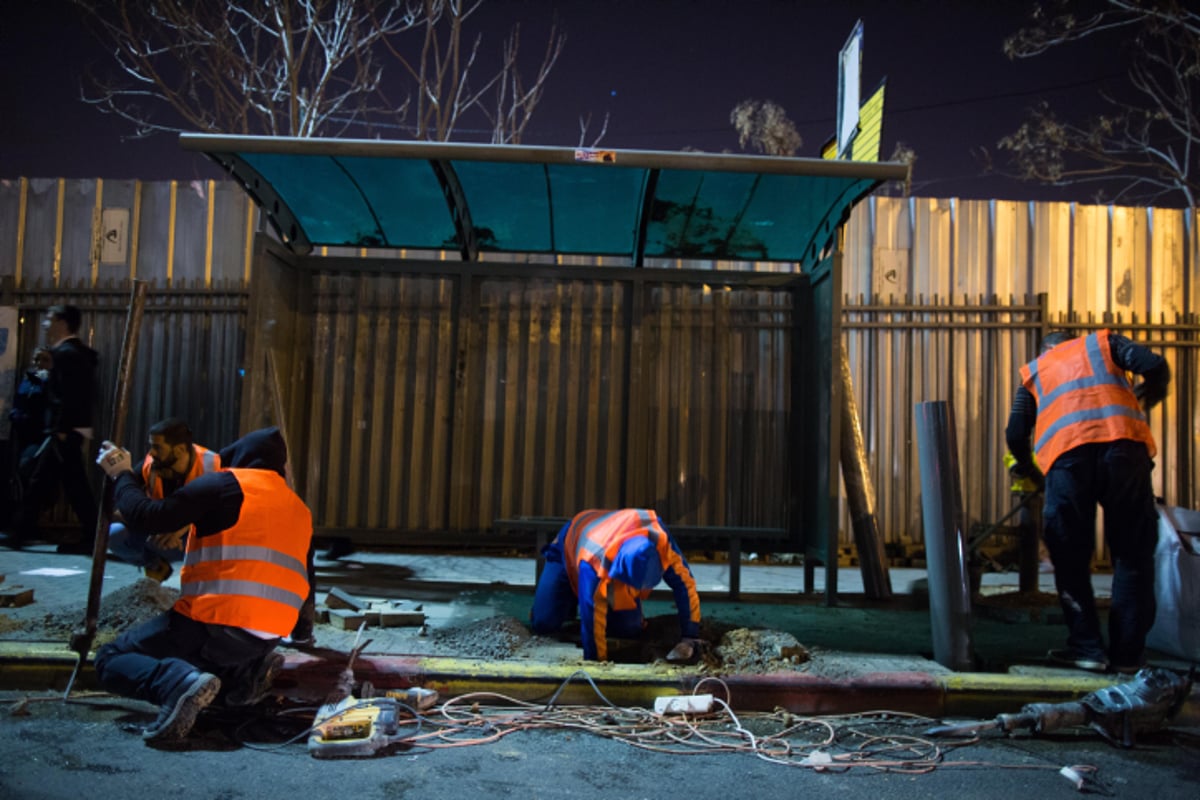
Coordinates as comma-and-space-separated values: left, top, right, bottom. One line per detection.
5, 641, 1195, 726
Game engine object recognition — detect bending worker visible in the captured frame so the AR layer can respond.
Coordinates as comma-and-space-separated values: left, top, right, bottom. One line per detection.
93, 427, 313, 743
531, 508, 702, 662
1005, 329, 1169, 675
108, 417, 221, 582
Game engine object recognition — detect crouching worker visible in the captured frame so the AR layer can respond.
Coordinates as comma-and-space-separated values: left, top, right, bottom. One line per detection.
93, 427, 313, 743
530, 508, 702, 663
108, 417, 221, 583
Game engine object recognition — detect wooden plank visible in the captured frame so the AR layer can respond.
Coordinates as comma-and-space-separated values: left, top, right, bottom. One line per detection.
563, 282, 585, 512
428, 278, 455, 530
477, 281, 503, 528
1033, 201, 1072, 316
365, 275, 393, 527
1110, 205, 1147, 314
1073, 204, 1110, 316
520, 284, 543, 514
543, 283, 564, 512
500, 281, 523, 518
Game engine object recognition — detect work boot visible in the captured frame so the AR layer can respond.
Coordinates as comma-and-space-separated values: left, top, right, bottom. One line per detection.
144, 556, 173, 583
319, 537, 356, 560
1047, 648, 1108, 673
224, 652, 285, 707
143, 671, 221, 741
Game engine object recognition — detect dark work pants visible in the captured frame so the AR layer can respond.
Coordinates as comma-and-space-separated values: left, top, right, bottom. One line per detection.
95, 609, 277, 707
1041, 440, 1159, 668
13, 432, 98, 544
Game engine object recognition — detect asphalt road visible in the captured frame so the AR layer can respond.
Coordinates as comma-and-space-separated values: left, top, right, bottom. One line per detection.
1, 689, 1196, 800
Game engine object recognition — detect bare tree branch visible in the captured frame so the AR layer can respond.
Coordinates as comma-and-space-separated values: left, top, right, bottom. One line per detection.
71, 0, 572, 145
997, 0, 1199, 206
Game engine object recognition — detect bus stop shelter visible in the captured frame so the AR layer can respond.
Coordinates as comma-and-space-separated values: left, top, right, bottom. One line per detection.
181, 133, 909, 602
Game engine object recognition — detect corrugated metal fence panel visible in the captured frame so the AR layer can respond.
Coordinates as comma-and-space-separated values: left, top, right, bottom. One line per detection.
2, 181, 1196, 547
639, 283, 792, 529
306, 271, 456, 531
840, 198, 1199, 551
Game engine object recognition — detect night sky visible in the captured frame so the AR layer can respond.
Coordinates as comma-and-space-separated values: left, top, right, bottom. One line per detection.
1, 0, 1129, 203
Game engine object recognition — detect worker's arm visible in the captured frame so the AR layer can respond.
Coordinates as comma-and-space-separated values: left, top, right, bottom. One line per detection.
1109, 333, 1170, 409
576, 561, 608, 661
1005, 386, 1038, 472
660, 543, 701, 639
111, 470, 240, 537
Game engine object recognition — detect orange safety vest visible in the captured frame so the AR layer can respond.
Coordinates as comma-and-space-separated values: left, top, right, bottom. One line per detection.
563, 508, 701, 615
174, 469, 313, 637
141, 445, 220, 499
1019, 329, 1156, 472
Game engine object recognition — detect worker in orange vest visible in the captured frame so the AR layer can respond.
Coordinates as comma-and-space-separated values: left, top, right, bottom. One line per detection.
530, 508, 702, 662
107, 417, 221, 583
1006, 329, 1169, 675
93, 427, 313, 742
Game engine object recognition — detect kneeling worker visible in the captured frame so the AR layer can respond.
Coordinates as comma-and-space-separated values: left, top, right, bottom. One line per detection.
531, 508, 702, 662
93, 427, 313, 742
108, 417, 221, 582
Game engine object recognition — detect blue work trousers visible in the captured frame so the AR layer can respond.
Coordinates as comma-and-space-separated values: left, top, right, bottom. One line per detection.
107, 521, 185, 567
530, 534, 644, 639
1042, 440, 1158, 668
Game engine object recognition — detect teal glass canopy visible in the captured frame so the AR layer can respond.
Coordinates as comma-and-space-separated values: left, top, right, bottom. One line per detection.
181, 135, 909, 268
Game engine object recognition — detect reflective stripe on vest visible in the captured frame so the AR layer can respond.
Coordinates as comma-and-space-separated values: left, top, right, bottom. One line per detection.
565, 509, 663, 589
1019, 330, 1155, 471
174, 468, 312, 637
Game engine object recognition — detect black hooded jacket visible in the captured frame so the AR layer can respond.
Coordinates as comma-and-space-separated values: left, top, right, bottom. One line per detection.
47, 336, 99, 434
112, 427, 291, 539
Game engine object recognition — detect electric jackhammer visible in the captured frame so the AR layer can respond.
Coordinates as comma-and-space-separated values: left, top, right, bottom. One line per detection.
925, 667, 1193, 748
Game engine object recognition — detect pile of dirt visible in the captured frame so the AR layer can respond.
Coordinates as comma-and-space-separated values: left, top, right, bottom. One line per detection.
31, 579, 177, 641
708, 628, 810, 674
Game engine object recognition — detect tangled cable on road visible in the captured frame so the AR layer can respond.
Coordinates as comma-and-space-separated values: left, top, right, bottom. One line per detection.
9, 674, 1100, 782
292, 671, 1091, 778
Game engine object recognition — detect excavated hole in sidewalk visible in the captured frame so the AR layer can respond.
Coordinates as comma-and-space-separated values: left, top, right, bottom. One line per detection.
2, 578, 863, 677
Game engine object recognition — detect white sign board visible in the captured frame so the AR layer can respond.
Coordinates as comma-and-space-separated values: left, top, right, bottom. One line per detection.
837, 20, 864, 158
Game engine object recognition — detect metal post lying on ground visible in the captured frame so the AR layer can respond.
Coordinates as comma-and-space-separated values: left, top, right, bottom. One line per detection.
914, 400, 973, 672
839, 349, 892, 600
64, 280, 148, 698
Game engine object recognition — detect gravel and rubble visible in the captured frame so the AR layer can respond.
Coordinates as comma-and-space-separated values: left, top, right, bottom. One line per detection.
0, 578, 941, 679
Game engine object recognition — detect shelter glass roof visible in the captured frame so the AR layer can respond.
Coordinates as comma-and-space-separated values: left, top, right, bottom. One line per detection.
182, 135, 909, 268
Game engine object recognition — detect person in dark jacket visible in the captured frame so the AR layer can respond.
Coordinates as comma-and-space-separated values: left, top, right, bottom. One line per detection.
6, 306, 100, 552
1006, 329, 1169, 675
93, 427, 314, 743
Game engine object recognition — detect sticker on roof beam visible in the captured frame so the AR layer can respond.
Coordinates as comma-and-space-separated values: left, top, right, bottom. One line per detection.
575, 149, 617, 163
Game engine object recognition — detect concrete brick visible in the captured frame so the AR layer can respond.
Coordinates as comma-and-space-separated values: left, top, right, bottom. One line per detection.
0, 586, 34, 608
325, 587, 369, 612
327, 607, 367, 630
379, 610, 426, 627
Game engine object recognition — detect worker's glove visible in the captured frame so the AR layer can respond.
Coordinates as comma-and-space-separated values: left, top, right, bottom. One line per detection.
1133, 381, 1166, 412
666, 637, 705, 664
96, 441, 133, 478
1008, 462, 1044, 494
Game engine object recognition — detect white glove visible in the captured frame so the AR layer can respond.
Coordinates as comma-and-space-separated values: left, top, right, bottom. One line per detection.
96, 440, 133, 478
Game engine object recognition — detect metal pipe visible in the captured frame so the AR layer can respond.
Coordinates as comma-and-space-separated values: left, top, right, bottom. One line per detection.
66, 280, 149, 696
914, 400, 974, 671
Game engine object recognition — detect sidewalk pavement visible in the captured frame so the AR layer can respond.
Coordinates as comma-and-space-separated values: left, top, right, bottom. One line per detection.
1, 544, 1195, 726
